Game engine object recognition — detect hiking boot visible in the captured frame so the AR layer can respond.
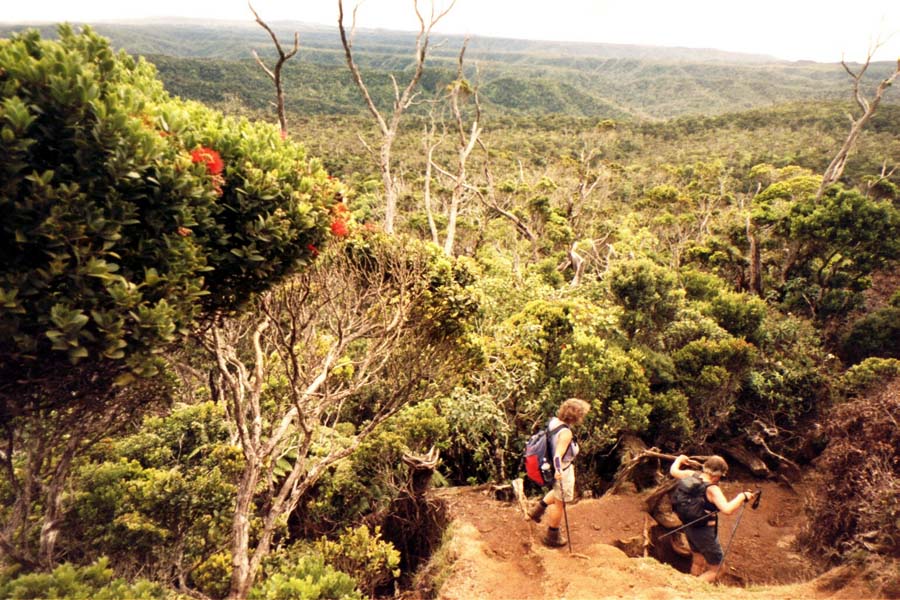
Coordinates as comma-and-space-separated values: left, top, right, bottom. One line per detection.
542, 527, 567, 548
527, 501, 547, 523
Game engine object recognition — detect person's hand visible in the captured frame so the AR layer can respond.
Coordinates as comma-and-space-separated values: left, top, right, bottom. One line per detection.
554, 470, 563, 481
742, 491, 756, 503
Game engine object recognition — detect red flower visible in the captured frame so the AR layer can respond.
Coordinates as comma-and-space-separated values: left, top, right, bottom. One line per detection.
306, 243, 319, 257
191, 147, 224, 175
176, 226, 192, 237
332, 202, 349, 216
330, 218, 349, 237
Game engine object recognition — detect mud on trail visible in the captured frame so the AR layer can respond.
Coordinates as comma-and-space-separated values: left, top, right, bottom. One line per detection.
427, 478, 879, 600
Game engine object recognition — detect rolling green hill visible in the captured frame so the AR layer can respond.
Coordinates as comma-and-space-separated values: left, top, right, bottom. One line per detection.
1, 19, 896, 119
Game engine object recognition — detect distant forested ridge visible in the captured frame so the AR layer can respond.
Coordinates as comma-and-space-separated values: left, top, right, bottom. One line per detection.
1, 19, 896, 119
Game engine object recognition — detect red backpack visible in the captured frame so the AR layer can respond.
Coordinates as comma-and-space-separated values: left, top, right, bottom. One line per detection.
523, 423, 567, 486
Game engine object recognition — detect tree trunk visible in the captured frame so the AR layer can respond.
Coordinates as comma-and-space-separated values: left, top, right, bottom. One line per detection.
228, 459, 260, 600
39, 442, 78, 567
748, 227, 762, 297
381, 140, 396, 234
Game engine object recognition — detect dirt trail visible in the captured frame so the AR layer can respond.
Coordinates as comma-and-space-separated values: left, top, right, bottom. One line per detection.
430, 480, 878, 600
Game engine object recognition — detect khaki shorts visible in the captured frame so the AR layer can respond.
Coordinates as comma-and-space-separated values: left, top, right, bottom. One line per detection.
549, 465, 575, 502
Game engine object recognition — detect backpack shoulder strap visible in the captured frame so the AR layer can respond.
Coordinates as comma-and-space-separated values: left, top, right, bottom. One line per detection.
546, 422, 572, 460
546, 423, 567, 436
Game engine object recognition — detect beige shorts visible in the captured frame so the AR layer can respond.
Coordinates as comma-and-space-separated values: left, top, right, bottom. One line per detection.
549, 465, 575, 503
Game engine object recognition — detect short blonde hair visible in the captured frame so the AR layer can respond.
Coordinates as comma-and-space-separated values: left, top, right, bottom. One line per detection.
557, 398, 591, 425
703, 455, 728, 477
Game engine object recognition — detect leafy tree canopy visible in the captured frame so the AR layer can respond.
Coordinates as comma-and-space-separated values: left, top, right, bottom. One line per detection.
0, 26, 339, 398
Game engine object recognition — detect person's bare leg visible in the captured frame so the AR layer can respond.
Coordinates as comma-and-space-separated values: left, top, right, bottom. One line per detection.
698, 565, 719, 583
545, 499, 562, 529
690, 553, 707, 577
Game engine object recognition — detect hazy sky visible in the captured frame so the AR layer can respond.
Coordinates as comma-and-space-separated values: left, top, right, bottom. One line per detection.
3, 0, 899, 63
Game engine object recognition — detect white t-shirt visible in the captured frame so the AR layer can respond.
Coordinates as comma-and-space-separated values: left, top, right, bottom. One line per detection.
548, 416, 579, 469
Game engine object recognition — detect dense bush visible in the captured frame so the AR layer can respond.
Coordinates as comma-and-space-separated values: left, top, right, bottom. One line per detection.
800, 377, 900, 564
839, 291, 900, 365
437, 388, 512, 484
776, 187, 899, 321
0, 559, 168, 600
0, 25, 338, 388
836, 358, 900, 400
298, 401, 449, 535
608, 257, 684, 342
62, 402, 239, 583
249, 554, 361, 600
557, 333, 653, 448
316, 526, 400, 598
741, 311, 834, 430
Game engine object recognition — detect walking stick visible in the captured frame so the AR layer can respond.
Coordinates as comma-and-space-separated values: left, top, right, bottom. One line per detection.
660, 509, 720, 537
555, 457, 573, 554
716, 489, 762, 579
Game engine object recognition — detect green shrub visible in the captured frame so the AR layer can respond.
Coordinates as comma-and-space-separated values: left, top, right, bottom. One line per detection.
776, 187, 899, 321
679, 268, 725, 302
250, 554, 361, 600
64, 402, 238, 581
437, 388, 512, 483
672, 336, 756, 442
0, 25, 337, 384
839, 304, 900, 365
557, 333, 653, 448
608, 257, 684, 342
740, 311, 839, 432
302, 401, 449, 534
192, 552, 232, 600
704, 289, 767, 344
837, 358, 900, 400
316, 526, 399, 598
0, 558, 167, 600
662, 307, 729, 350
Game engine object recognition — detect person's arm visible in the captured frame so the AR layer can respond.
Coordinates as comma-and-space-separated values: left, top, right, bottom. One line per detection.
553, 428, 573, 480
707, 486, 756, 515
669, 454, 693, 480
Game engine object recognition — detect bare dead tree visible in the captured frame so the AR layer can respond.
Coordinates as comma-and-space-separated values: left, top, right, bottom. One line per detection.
567, 242, 586, 287
427, 39, 482, 255
249, 2, 299, 136
204, 239, 473, 600
562, 124, 616, 221
818, 45, 900, 199
441, 41, 480, 255
471, 140, 537, 244
338, 0, 457, 234
422, 103, 445, 245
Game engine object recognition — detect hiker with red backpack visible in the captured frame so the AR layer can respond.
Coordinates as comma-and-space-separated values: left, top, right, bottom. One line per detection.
669, 454, 757, 582
527, 398, 591, 548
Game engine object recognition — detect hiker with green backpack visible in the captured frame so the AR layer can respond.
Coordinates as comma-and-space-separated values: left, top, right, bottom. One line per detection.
669, 454, 757, 582
527, 398, 591, 548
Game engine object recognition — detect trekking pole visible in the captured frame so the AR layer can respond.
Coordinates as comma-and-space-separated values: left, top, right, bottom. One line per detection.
555, 457, 573, 554
659, 510, 720, 538
716, 489, 762, 579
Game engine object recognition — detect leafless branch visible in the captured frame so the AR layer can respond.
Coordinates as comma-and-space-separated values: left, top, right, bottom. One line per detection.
819, 42, 900, 197
338, 0, 457, 233
249, 2, 300, 135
